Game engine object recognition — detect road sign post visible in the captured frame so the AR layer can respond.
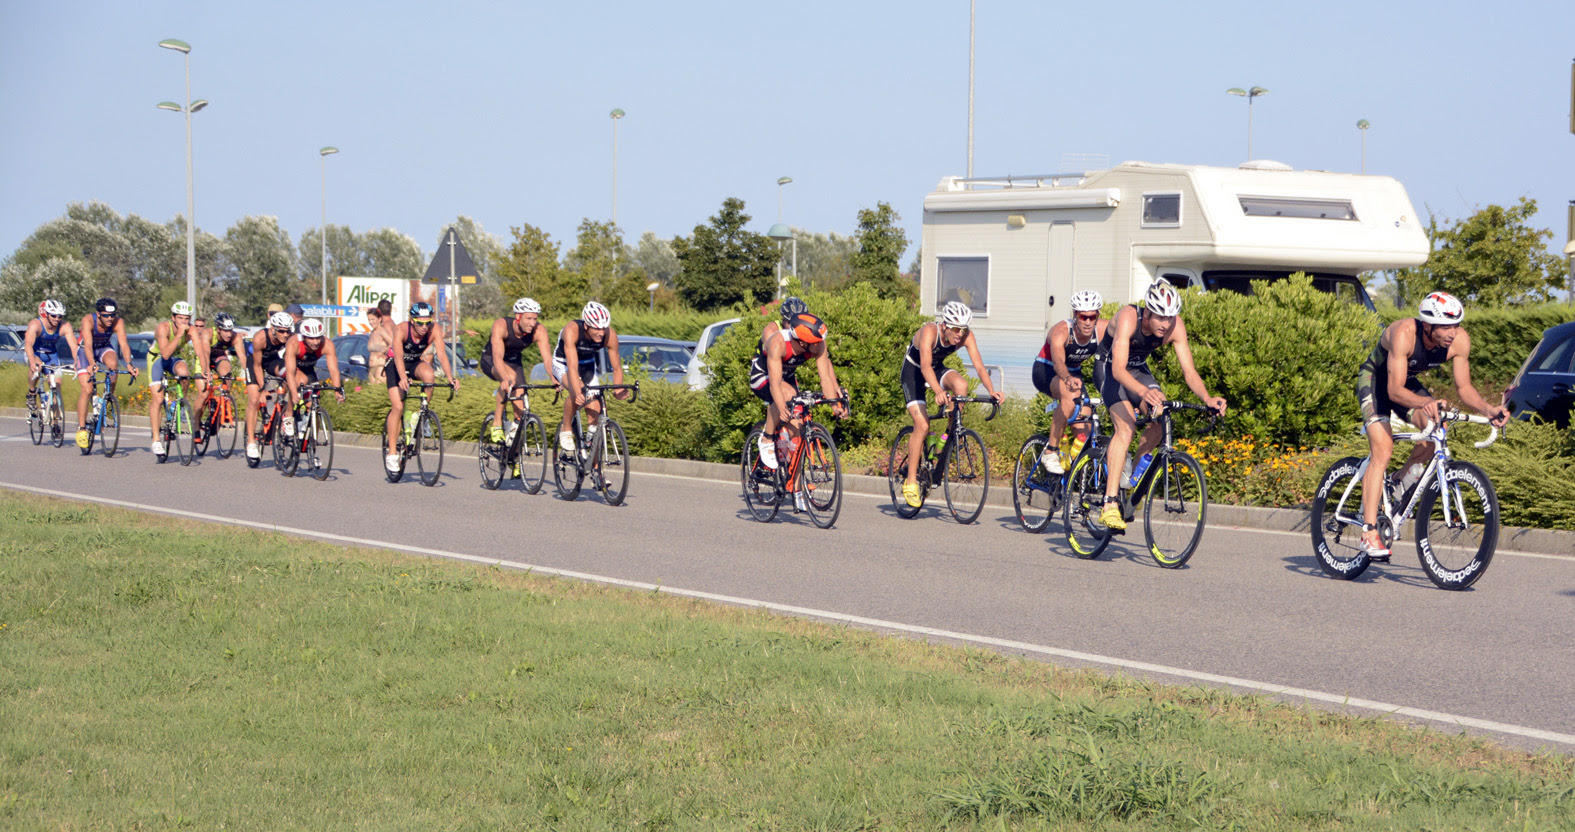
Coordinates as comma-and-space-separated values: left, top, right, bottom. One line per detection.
421, 228, 482, 374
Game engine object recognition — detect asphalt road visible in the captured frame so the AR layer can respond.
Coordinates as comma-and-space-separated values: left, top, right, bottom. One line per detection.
3, 415, 1572, 754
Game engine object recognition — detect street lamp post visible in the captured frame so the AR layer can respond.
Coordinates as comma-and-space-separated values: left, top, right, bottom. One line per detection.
1225, 86, 1269, 160
776, 176, 792, 222
646, 281, 660, 312
319, 146, 339, 304
767, 223, 794, 298
1356, 120, 1370, 174
157, 38, 206, 311
610, 108, 625, 226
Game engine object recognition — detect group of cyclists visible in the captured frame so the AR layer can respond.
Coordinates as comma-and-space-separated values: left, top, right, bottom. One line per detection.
22, 281, 1510, 555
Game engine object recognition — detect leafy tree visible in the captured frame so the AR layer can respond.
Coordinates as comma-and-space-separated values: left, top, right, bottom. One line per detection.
299, 224, 369, 291
1394, 197, 1567, 306
789, 229, 858, 290
849, 201, 914, 303
361, 228, 423, 282
633, 231, 679, 286
223, 215, 302, 322
438, 216, 505, 317
159, 214, 229, 314
0, 256, 100, 318
671, 197, 777, 311
563, 219, 626, 300
496, 223, 585, 316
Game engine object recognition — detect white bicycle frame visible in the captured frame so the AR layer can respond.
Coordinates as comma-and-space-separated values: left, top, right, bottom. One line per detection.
1333, 412, 1500, 538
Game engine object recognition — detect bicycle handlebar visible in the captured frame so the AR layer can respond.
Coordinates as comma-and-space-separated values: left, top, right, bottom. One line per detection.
926, 395, 998, 422
791, 390, 848, 410
1388, 409, 1502, 449
1134, 400, 1222, 431
586, 382, 640, 405
409, 381, 457, 402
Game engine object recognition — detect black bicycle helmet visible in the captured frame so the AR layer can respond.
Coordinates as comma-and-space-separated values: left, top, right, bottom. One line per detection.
779, 296, 808, 325
214, 313, 236, 331
409, 301, 434, 320
95, 297, 118, 315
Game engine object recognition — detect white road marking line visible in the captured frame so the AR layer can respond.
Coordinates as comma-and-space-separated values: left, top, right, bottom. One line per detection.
4, 479, 1572, 749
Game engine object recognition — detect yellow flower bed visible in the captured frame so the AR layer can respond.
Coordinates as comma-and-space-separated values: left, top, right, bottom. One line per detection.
1175, 434, 1322, 507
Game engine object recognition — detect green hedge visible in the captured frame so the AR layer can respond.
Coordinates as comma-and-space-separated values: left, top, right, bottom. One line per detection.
456, 305, 732, 370
1380, 302, 1575, 394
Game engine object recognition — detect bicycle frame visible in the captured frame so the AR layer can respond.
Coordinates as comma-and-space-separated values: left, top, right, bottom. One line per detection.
1022, 395, 1102, 499
1329, 413, 1500, 539
769, 390, 847, 496
500, 382, 559, 462
919, 396, 998, 480
558, 383, 639, 473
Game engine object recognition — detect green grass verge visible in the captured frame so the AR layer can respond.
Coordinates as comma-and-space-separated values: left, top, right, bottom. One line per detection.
2, 492, 1572, 830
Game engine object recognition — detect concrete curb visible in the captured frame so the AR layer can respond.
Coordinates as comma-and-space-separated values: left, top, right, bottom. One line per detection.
5, 406, 1569, 556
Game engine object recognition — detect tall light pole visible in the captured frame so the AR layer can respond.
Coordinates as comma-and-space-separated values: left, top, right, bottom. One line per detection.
157, 38, 206, 311
1226, 86, 1268, 160
1356, 120, 1370, 174
776, 176, 792, 222
610, 108, 625, 227
318, 147, 339, 304
967, 0, 975, 178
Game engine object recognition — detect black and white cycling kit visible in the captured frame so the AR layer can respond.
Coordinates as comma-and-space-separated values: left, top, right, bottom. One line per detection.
552, 320, 606, 389
900, 322, 963, 408
480, 318, 537, 383
385, 324, 436, 390
1093, 305, 1166, 408
1356, 318, 1450, 426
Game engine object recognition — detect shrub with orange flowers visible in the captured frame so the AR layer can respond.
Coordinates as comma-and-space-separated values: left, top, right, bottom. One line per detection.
1175, 434, 1323, 508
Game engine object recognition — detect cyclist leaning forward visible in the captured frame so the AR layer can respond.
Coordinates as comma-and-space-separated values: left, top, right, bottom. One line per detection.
148, 301, 200, 457
24, 299, 85, 414
748, 297, 848, 508
898, 300, 1002, 508
1032, 290, 1108, 474
384, 301, 458, 474
1353, 292, 1507, 561
1092, 282, 1227, 531
245, 311, 297, 462
75, 297, 140, 449
553, 301, 628, 455
482, 297, 555, 442
281, 319, 346, 435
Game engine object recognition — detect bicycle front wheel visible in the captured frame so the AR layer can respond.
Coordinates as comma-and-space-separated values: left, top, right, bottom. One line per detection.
519, 414, 547, 494
214, 392, 238, 459
801, 423, 842, 530
50, 392, 65, 447
307, 409, 334, 481
1062, 444, 1112, 559
174, 403, 195, 466
886, 427, 922, 519
1309, 456, 1372, 581
1415, 460, 1499, 590
1012, 435, 1058, 533
741, 426, 781, 523
277, 412, 300, 478
28, 394, 43, 445
273, 408, 292, 473
478, 414, 506, 490
102, 393, 121, 458
943, 427, 990, 525
551, 424, 583, 500
414, 409, 444, 487
1143, 450, 1207, 568
598, 421, 631, 506
195, 397, 216, 457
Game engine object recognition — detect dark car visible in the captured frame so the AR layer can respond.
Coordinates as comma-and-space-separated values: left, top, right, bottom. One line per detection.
1504, 321, 1575, 428
528, 335, 695, 386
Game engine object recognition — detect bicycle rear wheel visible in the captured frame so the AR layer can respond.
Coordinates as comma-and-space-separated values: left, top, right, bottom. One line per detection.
1062, 444, 1113, 559
1309, 456, 1372, 581
1012, 435, 1058, 533
478, 414, 506, 490
50, 391, 65, 447
597, 421, 631, 506
213, 392, 238, 459
741, 427, 781, 523
886, 427, 923, 518
414, 409, 443, 487
1143, 450, 1207, 568
519, 414, 547, 494
195, 397, 216, 457
307, 409, 334, 481
801, 423, 842, 530
273, 407, 292, 472
1415, 460, 1499, 590
277, 411, 300, 478
943, 427, 989, 525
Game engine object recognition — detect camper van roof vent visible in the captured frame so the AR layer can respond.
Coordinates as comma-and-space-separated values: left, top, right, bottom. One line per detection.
1238, 160, 1294, 171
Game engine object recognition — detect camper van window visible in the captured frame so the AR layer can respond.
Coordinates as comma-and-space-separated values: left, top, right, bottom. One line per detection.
1202, 270, 1375, 312
1239, 196, 1358, 221
1141, 193, 1182, 227
936, 256, 989, 316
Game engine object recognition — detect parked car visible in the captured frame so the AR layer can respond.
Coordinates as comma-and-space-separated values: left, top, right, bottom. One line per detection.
1504, 320, 1575, 428
683, 317, 741, 390
529, 335, 696, 386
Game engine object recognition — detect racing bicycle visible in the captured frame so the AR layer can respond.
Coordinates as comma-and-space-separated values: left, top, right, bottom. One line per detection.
479, 382, 558, 493
1311, 410, 1502, 590
742, 390, 847, 529
154, 374, 197, 466
551, 383, 639, 505
384, 381, 455, 486
886, 395, 998, 524
194, 373, 240, 459
80, 369, 135, 457
1063, 400, 1219, 567
247, 378, 292, 470
1012, 393, 1103, 533
278, 382, 342, 480
26, 365, 68, 448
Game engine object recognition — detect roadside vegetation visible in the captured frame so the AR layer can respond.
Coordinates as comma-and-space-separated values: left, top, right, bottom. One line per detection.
2, 491, 1572, 830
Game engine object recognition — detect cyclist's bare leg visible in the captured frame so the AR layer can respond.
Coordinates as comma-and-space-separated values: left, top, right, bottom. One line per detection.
1104, 401, 1139, 501
76, 353, 95, 428
1360, 421, 1396, 542
905, 371, 966, 485
245, 382, 263, 447
386, 384, 404, 455
1048, 375, 1078, 449
491, 365, 515, 431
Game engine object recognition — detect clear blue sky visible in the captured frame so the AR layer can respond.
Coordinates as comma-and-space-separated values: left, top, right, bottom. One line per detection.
3, 0, 1572, 268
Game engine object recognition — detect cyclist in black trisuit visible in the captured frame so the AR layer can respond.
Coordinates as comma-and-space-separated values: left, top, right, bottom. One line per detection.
552, 301, 628, 454
75, 297, 139, 449
1352, 292, 1507, 560
482, 297, 555, 441
245, 311, 297, 462
1033, 290, 1108, 475
384, 301, 458, 474
897, 300, 1003, 507
1092, 281, 1226, 531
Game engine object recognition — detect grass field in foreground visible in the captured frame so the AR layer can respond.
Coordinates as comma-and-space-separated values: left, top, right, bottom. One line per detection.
1, 492, 1571, 831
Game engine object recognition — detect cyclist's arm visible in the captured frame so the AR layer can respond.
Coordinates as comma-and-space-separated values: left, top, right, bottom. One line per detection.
1447, 330, 1506, 425
489, 319, 507, 368
764, 334, 794, 421
427, 323, 455, 381
533, 325, 557, 387
322, 340, 344, 395
390, 323, 411, 384
194, 335, 211, 377
1047, 323, 1074, 384
811, 343, 842, 401
915, 324, 946, 396
249, 332, 269, 383
605, 329, 626, 392
1168, 318, 1224, 412
562, 322, 585, 397
962, 332, 1002, 401
22, 321, 40, 372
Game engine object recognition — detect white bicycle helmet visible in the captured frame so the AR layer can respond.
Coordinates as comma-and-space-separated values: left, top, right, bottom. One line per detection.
939, 300, 973, 328
1417, 291, 1464, 325
581, 301, 611, 329
171, 300, 194, 317
1144, 282, 1182, 316
268, 311, 295, 330
298, 319, 326, 338
1069, 290, 1103, 313
40, 299, 65, 317
513, 297, 541, 315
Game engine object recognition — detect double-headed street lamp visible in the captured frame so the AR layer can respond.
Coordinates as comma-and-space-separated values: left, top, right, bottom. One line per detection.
1356, 119, 1370, 174
776, 176, 792, 222
319, 146, 339, 304
1226, 86, 1268, 161
610, 108, 625, 226
157, 38, 207, 311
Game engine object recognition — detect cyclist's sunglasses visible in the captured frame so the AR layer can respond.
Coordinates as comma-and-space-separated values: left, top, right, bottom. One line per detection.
411, 317, 434, 325
1075, 312, 1099, 321
943, 325, 968, 336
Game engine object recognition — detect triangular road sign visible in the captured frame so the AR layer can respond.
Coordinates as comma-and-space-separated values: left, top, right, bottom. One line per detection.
421, 227, 481, 284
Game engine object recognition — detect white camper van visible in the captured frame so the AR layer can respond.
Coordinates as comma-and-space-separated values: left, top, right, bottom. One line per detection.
919, 161, 1429, 394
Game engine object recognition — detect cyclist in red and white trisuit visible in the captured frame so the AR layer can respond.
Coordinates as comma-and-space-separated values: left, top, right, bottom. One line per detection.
1032, 290, 1108, 475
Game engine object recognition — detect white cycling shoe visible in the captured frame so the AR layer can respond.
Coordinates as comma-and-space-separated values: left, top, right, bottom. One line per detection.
151, 440, 166, 456
1041, 449, 1065, 475
245, 442, 260, 459
757, 435, 779, 470
385, 453, 401, 473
